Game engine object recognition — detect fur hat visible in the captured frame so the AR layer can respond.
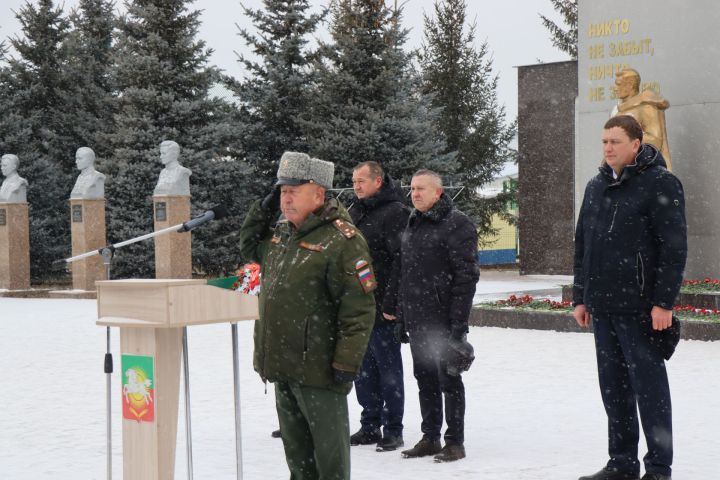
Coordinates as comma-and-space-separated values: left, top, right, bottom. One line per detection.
276, 152, 334, 189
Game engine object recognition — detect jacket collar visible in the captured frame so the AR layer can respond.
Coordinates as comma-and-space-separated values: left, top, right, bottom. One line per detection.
410, 192, 453, 223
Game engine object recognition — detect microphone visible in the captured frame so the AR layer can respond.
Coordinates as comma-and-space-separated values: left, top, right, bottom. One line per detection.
177, 205, 229, 232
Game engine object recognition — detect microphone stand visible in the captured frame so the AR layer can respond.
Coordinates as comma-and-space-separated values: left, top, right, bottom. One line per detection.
59, 221, 189, 480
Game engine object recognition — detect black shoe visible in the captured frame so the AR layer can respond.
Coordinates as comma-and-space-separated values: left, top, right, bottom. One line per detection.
433, 443, 466, 462
350, 428, 381, 446
376, 435, 404, 452
641, 474, 671, 480
578, 467, 640, 480
401, 437, 442, 458
271, 429, 281, 438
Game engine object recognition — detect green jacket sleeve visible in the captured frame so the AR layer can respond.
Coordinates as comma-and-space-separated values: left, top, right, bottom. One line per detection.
239, 199, 276, 265
326, 235, 376, 374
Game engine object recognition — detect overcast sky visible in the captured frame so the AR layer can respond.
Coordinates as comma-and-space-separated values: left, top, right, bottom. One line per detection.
0, 0, 570, 120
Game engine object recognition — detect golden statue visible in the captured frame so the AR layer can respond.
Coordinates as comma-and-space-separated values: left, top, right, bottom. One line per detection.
611, 68, 672, 170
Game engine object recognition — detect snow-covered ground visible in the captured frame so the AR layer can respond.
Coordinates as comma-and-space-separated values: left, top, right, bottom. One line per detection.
1, 296, 718, 479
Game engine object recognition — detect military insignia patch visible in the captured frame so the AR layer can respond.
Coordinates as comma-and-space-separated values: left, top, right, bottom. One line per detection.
299, 241, 324, 252
355, 260, 376, 293
333, 219, 357, 238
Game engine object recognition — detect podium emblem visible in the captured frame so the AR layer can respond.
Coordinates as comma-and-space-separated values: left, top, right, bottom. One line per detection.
121, 354, 155, 422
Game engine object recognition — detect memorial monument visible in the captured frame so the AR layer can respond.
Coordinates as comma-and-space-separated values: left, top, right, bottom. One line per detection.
153, 140, 191, 197
611, 68, 672, 170
71, 147, 106, 199
153, 140, 192, 279
69, 147, 107, 293
0, 154, 28, 202
0, 154, 31, 291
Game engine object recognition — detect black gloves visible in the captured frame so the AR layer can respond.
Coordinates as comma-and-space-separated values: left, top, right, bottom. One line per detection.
261, 186, 281, 212
333, 367, 357, 384
446, 332, 475, 377
393, 321, 410, 344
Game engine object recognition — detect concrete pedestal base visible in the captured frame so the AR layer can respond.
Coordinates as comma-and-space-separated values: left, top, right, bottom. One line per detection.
48, 289, 98, 300
0, 288, 53, 298
70, 199, 107, 291
153, 196, 191, 279
0, 203, 31, 290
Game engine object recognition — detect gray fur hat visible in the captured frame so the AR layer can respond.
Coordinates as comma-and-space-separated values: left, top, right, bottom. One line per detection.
276, 152, 334, 189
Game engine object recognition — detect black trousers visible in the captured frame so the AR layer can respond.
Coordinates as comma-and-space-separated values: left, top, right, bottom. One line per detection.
409, 330, 465, 444
354, 321, 405, 437
593, 313, 673, 477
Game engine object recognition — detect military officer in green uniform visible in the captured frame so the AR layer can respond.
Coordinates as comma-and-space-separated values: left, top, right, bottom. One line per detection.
239, 152, 376, 480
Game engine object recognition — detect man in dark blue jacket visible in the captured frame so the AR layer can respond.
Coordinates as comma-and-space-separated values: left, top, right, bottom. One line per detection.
393, 169, 479, 463
348, 161, 409, 452
573, 115, 687, 480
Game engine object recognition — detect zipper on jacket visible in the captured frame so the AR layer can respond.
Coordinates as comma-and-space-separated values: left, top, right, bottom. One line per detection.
636, 252, 645, 295
607, 202, 619, 233
433, 286, 442, 307
302, 316, 310, 361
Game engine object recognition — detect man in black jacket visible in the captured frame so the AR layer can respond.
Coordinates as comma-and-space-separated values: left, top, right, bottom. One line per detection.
348, 161, 409, 452
393, 169, 479, 463
573, 115, 687, 480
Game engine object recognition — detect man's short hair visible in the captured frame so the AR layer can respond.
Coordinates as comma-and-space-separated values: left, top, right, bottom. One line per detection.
354, 161, 384, 180
412, 169, 443, 187
604, 115, 643, 142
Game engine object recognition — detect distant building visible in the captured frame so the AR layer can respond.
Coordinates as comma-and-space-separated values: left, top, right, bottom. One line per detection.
476, 162, 518, 266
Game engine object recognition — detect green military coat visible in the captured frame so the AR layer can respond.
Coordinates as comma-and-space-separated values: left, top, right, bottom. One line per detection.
239, 197, 376, 394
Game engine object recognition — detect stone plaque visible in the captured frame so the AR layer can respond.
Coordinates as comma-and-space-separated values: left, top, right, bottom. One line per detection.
0, 208, 6, 226
155, 202, 167, 222
72, 204, 83, 223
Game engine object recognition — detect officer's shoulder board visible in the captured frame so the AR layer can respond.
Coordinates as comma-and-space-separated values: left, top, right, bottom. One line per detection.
333, 219, 357, 239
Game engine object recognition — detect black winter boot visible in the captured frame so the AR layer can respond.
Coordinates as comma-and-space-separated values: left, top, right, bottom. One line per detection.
578, 467, 640, 480
350, 428, 381, 446
433, 443, 466, 462
401, 437, 442, 458
376, 435, 404, 452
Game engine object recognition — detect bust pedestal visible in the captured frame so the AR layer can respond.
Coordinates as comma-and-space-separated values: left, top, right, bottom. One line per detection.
70, 199, 107, 291
153, 196, 191, 279
0, 203, 30, 290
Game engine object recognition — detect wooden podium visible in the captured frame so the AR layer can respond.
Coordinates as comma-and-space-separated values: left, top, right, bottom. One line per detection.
96, 279, 258, 480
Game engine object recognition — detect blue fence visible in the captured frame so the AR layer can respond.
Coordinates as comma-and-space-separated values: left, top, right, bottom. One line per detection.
477, 248, 517, 266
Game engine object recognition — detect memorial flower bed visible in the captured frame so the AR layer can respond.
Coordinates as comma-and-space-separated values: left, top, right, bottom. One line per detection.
479, 294, 720, 323
494, 294, 572, 311
681, 278, 720, 293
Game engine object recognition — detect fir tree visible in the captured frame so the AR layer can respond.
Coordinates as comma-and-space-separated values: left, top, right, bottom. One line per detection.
64, 0, 116, 159
107, 0, 244, 278
227, 0, 325, 198
540, 0, 577, 59
419, 0, 515, 237
0, 0, 74, 281
304, 0, 451, 190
